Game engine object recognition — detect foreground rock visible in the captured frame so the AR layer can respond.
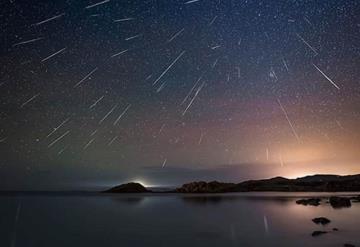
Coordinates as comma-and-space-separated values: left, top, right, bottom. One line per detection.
312, 231, 328, 237
312, 217, 331, 225
329, 196, 352, 208
344, 244, 356, 247
296, 198, 321, 206
105, 182, 150, 193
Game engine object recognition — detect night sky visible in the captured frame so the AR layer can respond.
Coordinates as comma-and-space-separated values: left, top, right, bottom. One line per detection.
1, 0, 359, 190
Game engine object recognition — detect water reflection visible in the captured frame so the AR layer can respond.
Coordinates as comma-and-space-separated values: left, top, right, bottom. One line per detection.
0, 192, 359, 247
110, 196, 145, 205
181, 194, 292, 206
181, 195, 240, 205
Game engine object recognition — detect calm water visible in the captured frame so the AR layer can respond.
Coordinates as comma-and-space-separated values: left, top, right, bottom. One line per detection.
1, 192, 360, 247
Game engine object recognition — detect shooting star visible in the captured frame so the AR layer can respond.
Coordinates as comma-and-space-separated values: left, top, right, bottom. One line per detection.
212, 58, 219, 68
41, 47, 66, 62
269, 67, 278, 81
20, 93, 40, 108
282, 57, 289, 72
156, 81, 167, 93
83, 138, 95, 150
108, 136, 118, 146
167, 28, 185, 43
74, 67, 98, 88
182, 81, 205, 116
181, 74, 203, 105
296, 33, 318, 55
113, 104, 131, 125
153, 50, 186, 85
198, 131, 205, 145
110, 49, 128, 58
184, 0, 200, 4
304, 16, 313, 27
113, 17, 134, 22
277, 99, 300, 142
85, 0, 110, 9
89, 95, 104, 109
33, 13, 64, 26
145, 74, 152, 81
90, 129, 98, 136
209, 16, 217, 26
211, 45, 221, 50
162, 158, 167, 168
48, 130, 70, 148
99, 104, 117, 124
158, 124, 166, 134
125, 34, 142, 41
58, 146, 67, 155
46, 117, 70, 139
12, 37, 44, 47
335, 120, 344, 129
313, 63, 340, 90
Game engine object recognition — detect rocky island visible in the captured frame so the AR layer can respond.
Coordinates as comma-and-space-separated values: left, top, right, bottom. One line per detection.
104, 182, 150, 193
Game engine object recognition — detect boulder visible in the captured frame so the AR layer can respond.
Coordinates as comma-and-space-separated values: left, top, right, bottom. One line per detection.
312, 217, 331, 225
329, 196, 351, 208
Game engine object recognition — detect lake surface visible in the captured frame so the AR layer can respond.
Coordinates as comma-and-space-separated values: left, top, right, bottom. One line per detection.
1, 192, 360, 247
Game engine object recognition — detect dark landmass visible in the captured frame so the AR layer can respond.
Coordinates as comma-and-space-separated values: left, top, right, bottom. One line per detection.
104, 182, 150, 193
175, 174, 360, 193
105, 174, 360, 193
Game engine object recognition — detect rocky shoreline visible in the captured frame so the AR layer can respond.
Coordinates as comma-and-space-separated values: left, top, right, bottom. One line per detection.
104, 174, 360, 193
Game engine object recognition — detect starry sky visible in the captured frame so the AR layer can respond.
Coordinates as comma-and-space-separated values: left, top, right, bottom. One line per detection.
0, 0, 360, 190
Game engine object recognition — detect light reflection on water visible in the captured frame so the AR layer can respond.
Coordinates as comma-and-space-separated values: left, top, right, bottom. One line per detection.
1, 192, 359, 247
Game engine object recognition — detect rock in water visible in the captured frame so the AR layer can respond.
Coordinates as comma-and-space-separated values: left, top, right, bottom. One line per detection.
296, 198, 321, 206
329, 196, 351, 208
350, 195, 360, 202
311, 231, 328, 237
312, 217, 331, 225
105, 182, 150, 193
